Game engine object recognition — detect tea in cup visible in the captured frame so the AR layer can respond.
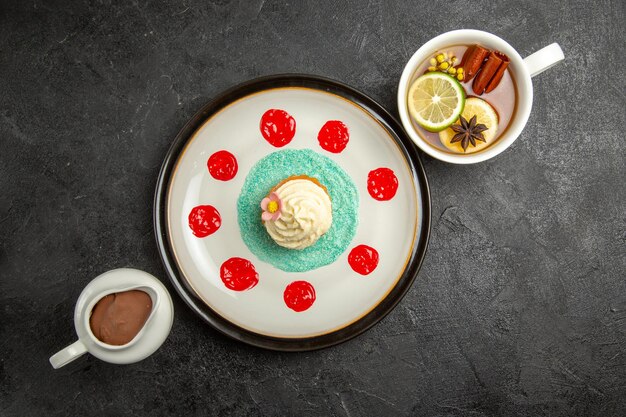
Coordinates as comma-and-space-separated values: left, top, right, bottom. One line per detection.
398, 29, 564, 164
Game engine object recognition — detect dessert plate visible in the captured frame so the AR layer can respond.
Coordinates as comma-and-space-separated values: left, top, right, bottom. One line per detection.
154, 75, 430, 351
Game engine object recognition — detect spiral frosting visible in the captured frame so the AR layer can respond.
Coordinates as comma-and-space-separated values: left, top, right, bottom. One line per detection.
264, 178, 332, 250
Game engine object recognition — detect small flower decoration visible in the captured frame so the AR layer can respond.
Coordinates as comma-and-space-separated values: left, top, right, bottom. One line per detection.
261, 192, 282, 221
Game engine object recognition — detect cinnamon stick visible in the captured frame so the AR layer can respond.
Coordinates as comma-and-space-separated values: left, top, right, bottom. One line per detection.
461, 45, 489, 81
473, 51, 503, 95
484, 52, 510, 93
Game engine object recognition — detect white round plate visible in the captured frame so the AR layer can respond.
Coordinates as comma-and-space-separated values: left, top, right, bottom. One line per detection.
155, 75, 430, 350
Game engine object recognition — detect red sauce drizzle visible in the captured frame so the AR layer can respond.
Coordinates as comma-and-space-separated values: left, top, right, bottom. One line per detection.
260, 109, 296, 147
220, 257, 259, 291
348, 245, 379, 275
207, 150, 238, 181
317, 120, 349, 153
188, 205, 221, 237
367, 168, 398, 201
283, 281, 316, 312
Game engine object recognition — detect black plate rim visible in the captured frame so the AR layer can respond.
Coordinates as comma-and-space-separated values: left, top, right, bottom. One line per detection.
153, 74, 431, 351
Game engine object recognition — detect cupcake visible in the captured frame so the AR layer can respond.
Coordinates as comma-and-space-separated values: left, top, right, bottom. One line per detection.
260, 176, 332, 250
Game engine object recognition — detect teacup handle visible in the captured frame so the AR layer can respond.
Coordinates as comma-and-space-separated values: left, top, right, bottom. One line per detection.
49, 340, 88, 369
523, 43, 564, 77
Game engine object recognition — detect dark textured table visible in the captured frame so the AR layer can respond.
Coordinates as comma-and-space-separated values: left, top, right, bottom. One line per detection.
1, 1, 625, 416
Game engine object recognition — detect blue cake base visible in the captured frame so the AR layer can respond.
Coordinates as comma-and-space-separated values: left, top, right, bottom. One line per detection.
237, 149, 359, 272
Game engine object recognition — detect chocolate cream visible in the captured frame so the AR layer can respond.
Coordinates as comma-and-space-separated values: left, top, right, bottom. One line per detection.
89, 290, 152, 346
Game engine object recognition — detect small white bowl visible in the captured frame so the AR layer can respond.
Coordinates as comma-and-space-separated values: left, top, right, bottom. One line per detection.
50, 269, 174, 368
397, 29, 564, 164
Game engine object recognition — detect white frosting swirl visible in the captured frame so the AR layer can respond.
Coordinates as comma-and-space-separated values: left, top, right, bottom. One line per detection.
264, 179, 332, 250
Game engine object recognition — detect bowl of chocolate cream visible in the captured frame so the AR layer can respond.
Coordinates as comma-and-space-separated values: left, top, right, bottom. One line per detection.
50, 268, 174, 369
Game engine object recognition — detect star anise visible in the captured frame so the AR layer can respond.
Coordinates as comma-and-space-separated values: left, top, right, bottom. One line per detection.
450, 115, 488, 152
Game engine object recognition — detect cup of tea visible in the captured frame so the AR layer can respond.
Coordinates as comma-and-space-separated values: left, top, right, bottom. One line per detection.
49, 268, 174, 369
397, 29, 564, 164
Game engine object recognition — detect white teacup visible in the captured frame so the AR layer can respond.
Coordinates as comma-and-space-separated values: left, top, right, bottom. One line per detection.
49, 268, 174, 369
397, 29, 564, 164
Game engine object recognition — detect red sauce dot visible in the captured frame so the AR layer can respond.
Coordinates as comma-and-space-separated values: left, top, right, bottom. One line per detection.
348, 245, 379, 275
283, 281, 316, 312
260, 109, 296, 147
367, 167, 398, 201
317, 120, 349, 153
207, 150, 238, 181
220, 257, 259, 291
188, 205, 221, 237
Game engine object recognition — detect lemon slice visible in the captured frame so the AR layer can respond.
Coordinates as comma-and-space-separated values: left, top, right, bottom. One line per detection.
407, 72, 465, 132
439, 97, 499, 154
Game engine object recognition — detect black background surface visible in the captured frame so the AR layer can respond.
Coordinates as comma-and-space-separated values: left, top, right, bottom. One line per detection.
1, 1, 625, 416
